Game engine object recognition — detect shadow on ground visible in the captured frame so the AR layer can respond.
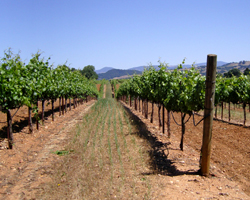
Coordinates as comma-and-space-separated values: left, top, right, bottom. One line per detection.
122, 104, 200, 177
0, 101, 83, 139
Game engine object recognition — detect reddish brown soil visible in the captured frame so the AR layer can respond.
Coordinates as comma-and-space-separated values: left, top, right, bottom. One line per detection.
116, 84, 119, 90
0, 96, 249, 199
0, 99, 83, 143
128, 99, 250, 197
0, 100, 96, 199
96, 83, 101, 92
103, 84, 106, 98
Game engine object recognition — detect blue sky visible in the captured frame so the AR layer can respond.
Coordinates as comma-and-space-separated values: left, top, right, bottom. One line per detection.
1, 0, 250, 70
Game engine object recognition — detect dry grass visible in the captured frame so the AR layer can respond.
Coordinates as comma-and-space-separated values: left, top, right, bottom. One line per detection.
196, 103, 250, 126
214, 103, 250, 125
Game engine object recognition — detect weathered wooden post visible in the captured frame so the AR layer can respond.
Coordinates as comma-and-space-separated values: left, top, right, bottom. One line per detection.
62, 97, 65, 115
200, 54, 217, 176
59, 97, 62, 115
151, 102, 154, 123
36, 101, 39, 130
243, 102, 246, 126
28, 107, 33, 134
162, 104, 165, 133
7, 109, 13, 149
167, 110, 171, 138
52, 99, 55, 121
42, 99, 45, 124
139, 98, 141, 112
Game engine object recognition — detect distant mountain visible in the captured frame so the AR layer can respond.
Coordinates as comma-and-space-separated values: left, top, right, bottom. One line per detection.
171, 61, 227, 69
128, 65, 159, 71
96, 61, 236, 79
193, 61, 227, 67
127, 61, 227, 72
98, 69, 142, 80
196, 60, 250, 75
95, 67, 114, 74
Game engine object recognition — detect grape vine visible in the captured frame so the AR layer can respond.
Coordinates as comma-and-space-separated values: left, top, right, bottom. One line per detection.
0, 50, 99, 149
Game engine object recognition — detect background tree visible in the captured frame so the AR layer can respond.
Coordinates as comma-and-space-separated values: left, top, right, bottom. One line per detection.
216, 72, 223, 78
243, 67, 250, 75
224, 68, 241, 78
81, 65, 98, 80
70, 67, 77, 72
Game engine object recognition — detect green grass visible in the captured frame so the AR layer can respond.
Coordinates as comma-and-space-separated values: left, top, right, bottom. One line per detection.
40, 83, 154, 200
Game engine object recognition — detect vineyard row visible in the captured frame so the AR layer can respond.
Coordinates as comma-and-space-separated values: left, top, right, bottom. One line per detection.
0, 51, 100, 149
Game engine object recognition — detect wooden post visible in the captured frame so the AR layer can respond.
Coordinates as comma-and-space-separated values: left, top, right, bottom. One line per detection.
65, 97, 67, 113
134, 97, 137, 110
139, 98, 141, 112
221, 102, 223, 120
162, 104, 165, 133
62, 97, 64, 115
201, 54, 217, 176
36, 101, 39, 130
167, 110, 171, 138
215, 105, 217, 118
59, 97, 62, 116
180, 113, 186, 151
158, 104, 162, 126
7, 109, 13, 149
69, 98, 71, 111
42, 99, 45, 124
142, 99, 144, 115
52, 99, 55, 121
28, 107, 33, 134
243, 102, 246, 127
151, 102, 154, 123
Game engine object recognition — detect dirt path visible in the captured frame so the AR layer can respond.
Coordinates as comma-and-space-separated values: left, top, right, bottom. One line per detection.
0, 100, 96, 200
103, 84, 106, 98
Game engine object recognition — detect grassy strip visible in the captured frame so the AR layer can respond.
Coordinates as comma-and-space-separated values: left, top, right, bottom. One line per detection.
113, 101, 125, 184
119, 102, 152, 198
39, 83, 154, 200
89, 99, 109, 165
107, 99, 114, 181
98, 98, 110, 170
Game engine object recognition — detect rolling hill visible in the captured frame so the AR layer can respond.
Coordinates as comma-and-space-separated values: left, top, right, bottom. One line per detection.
96, 61, 249, 79
196, 61, 250, 75
95, 67, 114, 74
97, 69, 142, 80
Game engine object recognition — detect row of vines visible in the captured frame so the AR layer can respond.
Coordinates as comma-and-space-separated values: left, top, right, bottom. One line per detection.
0, 50, 99, 149
114, 60, 250, 151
